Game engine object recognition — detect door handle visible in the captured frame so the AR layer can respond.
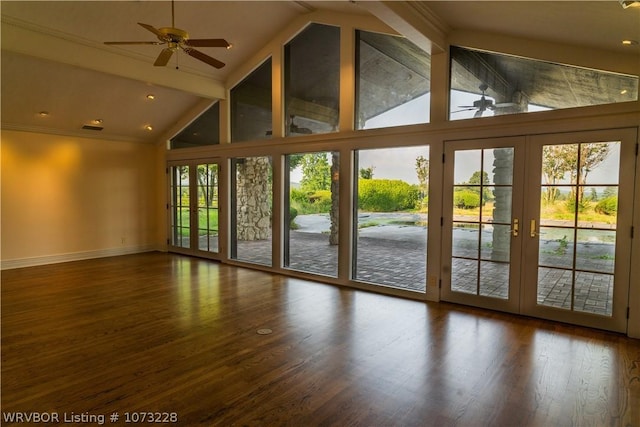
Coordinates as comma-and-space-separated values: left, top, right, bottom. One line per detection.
510, 218, 519, 237
530, 219, 538, 238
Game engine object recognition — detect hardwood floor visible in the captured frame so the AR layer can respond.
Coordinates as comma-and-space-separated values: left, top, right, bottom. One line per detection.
2, 252, 639, 426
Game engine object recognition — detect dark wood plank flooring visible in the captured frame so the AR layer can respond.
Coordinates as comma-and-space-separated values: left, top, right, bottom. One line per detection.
2, 252, 639, 426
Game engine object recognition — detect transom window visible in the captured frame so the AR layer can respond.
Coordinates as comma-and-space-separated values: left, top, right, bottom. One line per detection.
449, 46, 639, 120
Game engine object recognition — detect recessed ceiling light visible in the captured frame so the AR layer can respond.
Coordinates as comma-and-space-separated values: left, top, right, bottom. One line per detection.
621, 89, 628, 95
92, 119, 103, 124
146, 94, 155, 100
622, 39, 639, 46
226, 44, 233, 50
144, 125, 153, 131
38, 111, 49, 117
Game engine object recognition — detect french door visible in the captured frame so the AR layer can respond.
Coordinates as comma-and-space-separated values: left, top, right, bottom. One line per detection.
442, 129, 636, 333
442, 137, 525, 313
168, 161, 221, 258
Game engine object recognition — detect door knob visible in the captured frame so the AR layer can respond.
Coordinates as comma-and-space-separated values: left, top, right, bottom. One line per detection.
510, 218, 519, 237
530, 219, 538, 238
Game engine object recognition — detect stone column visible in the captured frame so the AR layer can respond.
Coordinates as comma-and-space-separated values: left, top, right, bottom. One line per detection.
492, 148, 513, 262
236, 157, 271, 240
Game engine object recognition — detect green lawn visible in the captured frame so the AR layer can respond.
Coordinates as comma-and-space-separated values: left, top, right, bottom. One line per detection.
175, 207, 219, 236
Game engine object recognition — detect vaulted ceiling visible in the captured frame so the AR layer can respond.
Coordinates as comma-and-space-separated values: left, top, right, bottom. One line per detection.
1, 1, 639, 143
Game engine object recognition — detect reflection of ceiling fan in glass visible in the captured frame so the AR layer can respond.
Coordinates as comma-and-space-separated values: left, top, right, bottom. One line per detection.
289, 116, 313, 135
104, 0, 231, 69
452, 83, 516, 117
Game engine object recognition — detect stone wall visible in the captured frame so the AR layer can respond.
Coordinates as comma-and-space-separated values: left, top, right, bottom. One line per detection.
236, 157, 271, 240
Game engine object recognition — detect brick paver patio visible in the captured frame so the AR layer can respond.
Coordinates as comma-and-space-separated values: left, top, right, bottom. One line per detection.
233, 227, 615, 317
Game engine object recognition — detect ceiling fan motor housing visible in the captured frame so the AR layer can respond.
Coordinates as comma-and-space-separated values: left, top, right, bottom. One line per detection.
158, 27, 189, 44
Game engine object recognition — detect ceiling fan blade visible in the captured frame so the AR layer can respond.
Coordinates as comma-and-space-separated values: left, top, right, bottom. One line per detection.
451, 108, 476, 114
138, 22, 166, 38
495, 102, 518, 108
184, 48, 225, 68
104, 41, 163, 45
184, 38, 231, 48
474, 110, 484, 118
154, 48, 174, 66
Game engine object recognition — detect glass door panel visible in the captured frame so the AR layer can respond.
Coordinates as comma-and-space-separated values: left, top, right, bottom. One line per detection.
524, 131, 634, 332
196, 164, 219, 253
168, 162, 220, 257
170, 165, 191, 249
442, 138, 524, 313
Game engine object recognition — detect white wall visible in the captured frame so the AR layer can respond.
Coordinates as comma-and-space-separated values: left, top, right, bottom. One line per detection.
1, 130, 159, 268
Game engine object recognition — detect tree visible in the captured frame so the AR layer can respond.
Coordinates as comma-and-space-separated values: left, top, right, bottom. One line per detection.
295, 152, 339, 246
541, 145, 573, 203
197, 164, 218, 207
541, 143, 611, 204
415, 155, 429, 195
467, 170, 493, 204
300, 153, 331, 192
577, 143, 610, 199
359, 166, 374, 179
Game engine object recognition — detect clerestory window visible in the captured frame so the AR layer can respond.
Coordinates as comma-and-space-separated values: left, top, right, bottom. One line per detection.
449, 46, 639, 120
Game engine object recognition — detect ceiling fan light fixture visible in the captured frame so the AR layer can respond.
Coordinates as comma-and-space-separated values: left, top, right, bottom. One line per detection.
103, 0, 229, 69
619, 0, 640, 8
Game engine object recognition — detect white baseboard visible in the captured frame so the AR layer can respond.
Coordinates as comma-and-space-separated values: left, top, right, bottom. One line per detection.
1, 245, 160, 270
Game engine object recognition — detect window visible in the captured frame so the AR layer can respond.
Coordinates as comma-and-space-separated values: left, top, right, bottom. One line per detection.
285, 23, 340, 136
356, 30, 431, 130
285, 151, 339, 277
353, 146, 429, 291
170, 102, 220, 149
449, 46, 639, 120
230, 58, 272, 142
230, 156, 273, 265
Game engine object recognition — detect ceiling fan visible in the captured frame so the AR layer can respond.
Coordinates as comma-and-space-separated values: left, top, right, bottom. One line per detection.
289, 115, 313, 135
104, 0, 231, 69
453, 83, 516, 117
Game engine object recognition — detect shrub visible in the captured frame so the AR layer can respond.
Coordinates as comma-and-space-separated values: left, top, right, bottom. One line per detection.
566, 197, 587, 213
289, 206, 298, 228
289, 188, 333, 214
358, 179, 419, 212
595, 196, 618, 215
453, 189, 481, 209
